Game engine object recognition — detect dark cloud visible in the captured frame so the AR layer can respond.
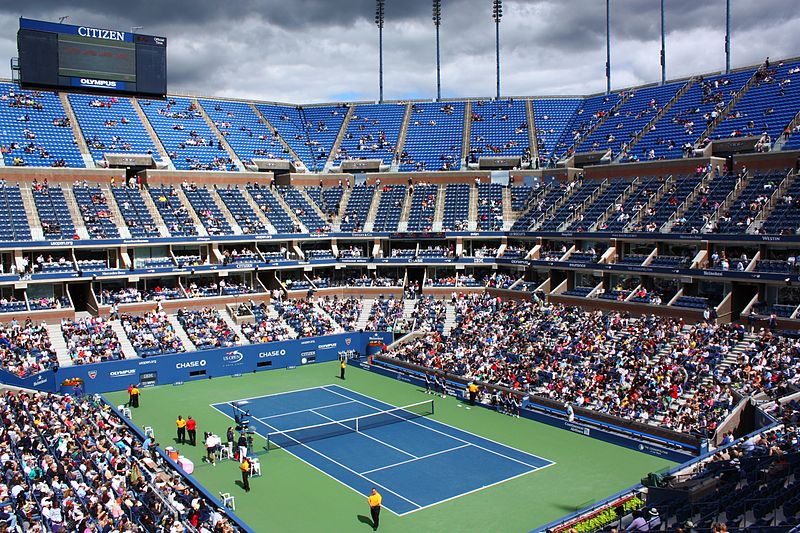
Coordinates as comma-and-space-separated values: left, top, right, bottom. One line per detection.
0, 1, 796, 102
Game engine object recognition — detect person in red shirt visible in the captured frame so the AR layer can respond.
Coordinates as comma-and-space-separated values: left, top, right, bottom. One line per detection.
186, 416, 197, 446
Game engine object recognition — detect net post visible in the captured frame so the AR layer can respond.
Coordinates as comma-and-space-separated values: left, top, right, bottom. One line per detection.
431, 398, 435, 416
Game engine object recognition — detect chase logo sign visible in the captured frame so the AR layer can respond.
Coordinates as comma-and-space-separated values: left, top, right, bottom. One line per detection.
176, 360, 207, 370
223, 350, 244, 364
258, 349, 286, 358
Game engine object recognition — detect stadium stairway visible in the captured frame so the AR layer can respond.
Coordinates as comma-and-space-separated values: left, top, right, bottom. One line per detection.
526, 99, 539, 162
62, 190, 91, 240
363, 189, 383, 232
461, 101, 472, 170
442, 300, 457, 336
239, 187, 277, 233
623, 175, 674, 231
397, 188, 415, 231
47, 323, 73, 368
616, 78, 695, 161
660, 171, 714, 232
402, 298, 416, 327
167, 314, 197, 351
58, 93, 94, 168
750, 172, 796, 233
501, 186, 513, 230
173, 187, 210, 237
209, 189, 244, 235
323, 106, 355, 172
248, 103, 303, 166
355, 298, 375, 330
467, 184, 478, 230
99, 184, 132, 239
693, 65, 763, 149
130, 97, 176, 170
432, 184, 446, 231
218, 310, 249, 344
312, 300, 345, 334
333, 186, 352, 230
568, 92, 633, 155
140, 188, 170, 236
299, 188, 328, 222
19, 185, 43, 240
389, 103, 414, 172
273, 189, 308, 233
773, 108, 800, 151
193, 98, 245, 171
110, 320, 140, 359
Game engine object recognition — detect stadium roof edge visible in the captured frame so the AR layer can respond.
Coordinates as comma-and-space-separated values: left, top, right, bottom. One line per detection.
2, 53, 797, 110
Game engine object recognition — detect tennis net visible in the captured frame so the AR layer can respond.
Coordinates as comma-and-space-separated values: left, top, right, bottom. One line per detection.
266, 399, 434, 450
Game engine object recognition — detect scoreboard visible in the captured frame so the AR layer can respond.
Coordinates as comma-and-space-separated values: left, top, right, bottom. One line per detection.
17, 18, 167, 98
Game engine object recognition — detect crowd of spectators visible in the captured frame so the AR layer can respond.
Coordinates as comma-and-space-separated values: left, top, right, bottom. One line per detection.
318, 296, 363, 331
0, 390, 241, 532
240, 307, 292, 344
0, 319, 55, 377
413, 296, 447, 333
274, 299, 336, 337
366, 297, 405, 332
722, 330, 800, 399
61, 317, 122, 364
385, 294, 750, 435
99, 286, 184, 305
176, 307, 240, 350
120, 311, 185, 357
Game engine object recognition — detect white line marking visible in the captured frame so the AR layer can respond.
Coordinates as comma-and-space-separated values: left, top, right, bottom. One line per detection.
322, 385, 551, 470
310, 408, 418, 460
214, 383, 342, 405
256, 400, 357, 421
210, 402, 421, 515
359, 444, 470, 475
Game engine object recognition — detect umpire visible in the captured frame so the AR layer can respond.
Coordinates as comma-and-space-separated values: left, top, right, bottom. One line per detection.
368, 487, 382, 530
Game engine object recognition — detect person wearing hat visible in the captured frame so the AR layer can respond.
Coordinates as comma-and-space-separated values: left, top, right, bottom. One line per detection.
646, 507, 661, 530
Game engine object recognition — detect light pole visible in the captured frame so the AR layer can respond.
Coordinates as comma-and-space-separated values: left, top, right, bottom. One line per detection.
725, 0, 731, 74
375, 0, 386, 103
58, 16, 69, 24
660, 0, 666, 84
492, 0, 502, 100
606, 0, 611, 94
433, 0, 442, 101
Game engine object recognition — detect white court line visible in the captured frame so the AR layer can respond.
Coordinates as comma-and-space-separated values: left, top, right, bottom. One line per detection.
256, 400, 357, 421
322, 385, 551, 471
359, 444, 470, 475
310, 407, 418, 460
215, 383, 343, 406
209, 402, 421, 515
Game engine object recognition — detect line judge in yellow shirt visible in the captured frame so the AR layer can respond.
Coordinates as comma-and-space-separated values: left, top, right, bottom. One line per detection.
367, 487, 382, 530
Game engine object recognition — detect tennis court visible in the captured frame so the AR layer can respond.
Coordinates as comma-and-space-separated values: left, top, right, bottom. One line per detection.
211, 384, 554, 515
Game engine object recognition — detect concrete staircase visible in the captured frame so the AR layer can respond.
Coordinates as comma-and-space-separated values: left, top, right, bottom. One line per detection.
364, 188, 384, 231
47, 324, 73, 368
249, 103, 303, 164
567, 92, 634, 155
397, 187, 414, 231
168, 314, 197, 352
218, 310, 249, 344
63, 190, 91, 240
355, 299, 375, 330
402, 299, 416, 327
324, 105, 355, 172
467, 184, 479, 230
210, 189, 244, 235
19, 186, 43, 241
110, 320, 139, 359
501, 186, 513, 230
694, 65, 765, 148
432, 184, 446, 231
390, 103, 413, 171
193, 99, 245, 171
99, 184, 132, 238
140, 187, 170, 237
58, 93, 95, 168
173, 187, 210, 237
461, 101, 472, 169
526, 99, 539, 162
333, 186, 352, 230
442, 301, 457, 336
130, 97, 175, 169
239, 187, 276, 233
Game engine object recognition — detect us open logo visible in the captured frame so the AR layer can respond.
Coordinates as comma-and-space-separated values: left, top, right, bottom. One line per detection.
223, 350, 244, 364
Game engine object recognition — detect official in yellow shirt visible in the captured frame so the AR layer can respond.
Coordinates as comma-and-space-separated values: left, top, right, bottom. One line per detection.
130, 386, 140, 408
368, 488, 382, 530
240, 457, 251, 492
340, 358, 347, 380
468, 382, 479, 406
176, 415, 187, 444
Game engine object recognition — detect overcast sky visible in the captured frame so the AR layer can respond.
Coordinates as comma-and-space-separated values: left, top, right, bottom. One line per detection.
0, 1, 797, 103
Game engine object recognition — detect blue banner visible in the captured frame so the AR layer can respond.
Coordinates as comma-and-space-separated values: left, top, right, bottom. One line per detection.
20, 17, 141, 43
69, 77, 129, 91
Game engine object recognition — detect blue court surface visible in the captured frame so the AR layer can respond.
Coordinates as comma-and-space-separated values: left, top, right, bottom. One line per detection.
211, 384, 554, 515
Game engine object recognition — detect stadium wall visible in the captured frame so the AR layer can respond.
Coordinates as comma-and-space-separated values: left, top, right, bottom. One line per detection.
0, 331, 394, 395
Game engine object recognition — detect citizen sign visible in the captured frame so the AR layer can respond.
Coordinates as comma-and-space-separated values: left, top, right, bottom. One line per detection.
258, 349, 286, 358
78, 27, 126, 41
176, 360, 207, 369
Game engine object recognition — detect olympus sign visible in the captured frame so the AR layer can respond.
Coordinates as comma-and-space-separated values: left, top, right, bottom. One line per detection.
80, 79, 118, 88
258, 349, 286, 358
176, 360, 207, 369
109, 368, 137, 378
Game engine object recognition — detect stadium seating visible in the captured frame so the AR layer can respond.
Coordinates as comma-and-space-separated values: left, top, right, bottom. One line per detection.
0, 185, 32, 241
552, 93, 624, 160
336, 103, 405, 165
138, 96, 235, 171
406, 184, 437, 232
0, 83, 84, 167
110, 186, 160, 237
441, 183, 470, 231
340, 184, 375, 231
539, 181, 602, 231
400, 102, 465, 171
148, 185, 198, 236
531, 98, 582, 163
276, 185, 327, 232
177, 307, 239, 350
182, 184, 234, 235
72, 185, 121, 239
476, 183, 503, 230
372, 185, 406, 231
68, 93, 161, 163
246, 184, 297, 233
215, 185, 269, 234
31, 183, 77, 239
468, 99, 529, 161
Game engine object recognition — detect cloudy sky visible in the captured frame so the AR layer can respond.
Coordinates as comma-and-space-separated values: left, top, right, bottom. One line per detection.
0, 0, 797, 103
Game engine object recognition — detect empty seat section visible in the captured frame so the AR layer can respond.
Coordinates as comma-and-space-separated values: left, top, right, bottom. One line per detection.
246, 185, 296, 233
441, 184, 469, 231
72, 186, 120, 239
372, 185, 406, 231
181, 185, 234, 235
340, 185, 375, 231
149, 186, 197, 236
476, 183, 504, 230
568, 180, 631, 231
215, 186, 268, 234
552, 93, 623, 159
400, 102, 465, 171
532, 98, 582, 163
110, 186, 160, 237
539, 182, 602, 231
277, 186, 327, 232
468, 99, 529, 162
336, 103, 404, 165
32, 185, 76, 239
406, 184, 438, 232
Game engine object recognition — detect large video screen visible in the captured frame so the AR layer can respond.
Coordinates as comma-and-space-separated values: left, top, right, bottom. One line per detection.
17, 18, 167, 98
